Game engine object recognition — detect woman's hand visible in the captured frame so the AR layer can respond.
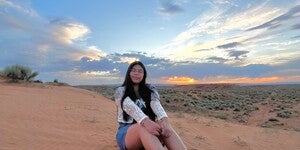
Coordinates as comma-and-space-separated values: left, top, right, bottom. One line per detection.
158, 117, 172, 138
141, 118, 162, 136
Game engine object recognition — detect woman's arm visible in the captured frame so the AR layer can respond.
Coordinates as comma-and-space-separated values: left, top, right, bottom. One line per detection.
149, 86, 173, 137
114, 87, 148, 124
150, 86, 168, 120
122, 95, 162, 136
115, 87, 162, 136
123, 96, 148, 124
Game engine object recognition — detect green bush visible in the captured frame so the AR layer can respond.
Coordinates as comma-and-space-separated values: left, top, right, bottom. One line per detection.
2, 64, 38, 82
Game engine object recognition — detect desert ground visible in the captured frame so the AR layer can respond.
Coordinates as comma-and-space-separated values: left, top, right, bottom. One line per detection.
1, 80, 300, 150
78, 84, 300, 131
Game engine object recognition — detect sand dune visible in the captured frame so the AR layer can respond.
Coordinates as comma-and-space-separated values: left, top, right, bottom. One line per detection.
0, 83, 299, 150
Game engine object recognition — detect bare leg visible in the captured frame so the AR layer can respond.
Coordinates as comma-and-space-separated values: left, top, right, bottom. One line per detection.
125, 124, 164, 150
162, 127, 187, 150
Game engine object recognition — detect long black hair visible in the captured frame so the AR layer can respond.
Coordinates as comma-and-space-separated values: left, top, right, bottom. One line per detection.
121, 61, 156, 122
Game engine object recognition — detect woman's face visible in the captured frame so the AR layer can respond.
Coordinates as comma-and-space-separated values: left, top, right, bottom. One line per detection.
130, 64, 144, 85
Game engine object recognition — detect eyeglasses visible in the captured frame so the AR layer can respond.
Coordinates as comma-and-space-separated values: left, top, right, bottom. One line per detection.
131, 68, 144, 74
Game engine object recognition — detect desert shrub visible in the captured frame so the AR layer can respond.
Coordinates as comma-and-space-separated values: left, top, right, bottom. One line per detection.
213, 113, 228, 120
53, 79, 59, 83
195, 135, 206, 140
2, 64, 38, 82
277, 110, 292, 118
233, 136, 247, 146
33, 80, 43, 83
268, 118, 279, 122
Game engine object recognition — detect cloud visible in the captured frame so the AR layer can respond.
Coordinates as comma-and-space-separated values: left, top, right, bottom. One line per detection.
53, 52, 171, 84
34, 51, 299, 85
207, 56, 227, 63
291, 23, 300, 30
223, 1, 282, 31
119, 57, 139, 64
0, 0, 40, 32
85, 68, 120, 77
78, 57, 117, 72
70, 46, 107, 61
147, 60, 274, 78
228, 50, 249, 60
0, 0, 103, 73
176, 1, 280, 42
217, 42, 241, 49
197, 76, 285, 84
246, 49, 300, 66
194, 48, 212, 52
246, 5, 300, 31
0, 0, 38, 17
77, 52, 171, 73
158, 0, 184, 16
292, 35, 300, 39
113, 52, 171, 66
177, 2, 298, 66
76, 57, 299, 85
49, 18, 90, 44
154, 1, 289, 63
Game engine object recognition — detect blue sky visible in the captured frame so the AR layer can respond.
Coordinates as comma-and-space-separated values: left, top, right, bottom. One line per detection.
0, 0, 299, 85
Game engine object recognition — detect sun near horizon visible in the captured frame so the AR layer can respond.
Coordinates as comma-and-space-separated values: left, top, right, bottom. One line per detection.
165, 76, 196, 85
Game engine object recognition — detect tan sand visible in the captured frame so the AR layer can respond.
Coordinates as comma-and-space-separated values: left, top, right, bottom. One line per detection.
0, 83, 299, 150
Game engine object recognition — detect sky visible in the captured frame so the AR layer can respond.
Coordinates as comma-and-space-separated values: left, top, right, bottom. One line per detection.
0, 0, 300, 85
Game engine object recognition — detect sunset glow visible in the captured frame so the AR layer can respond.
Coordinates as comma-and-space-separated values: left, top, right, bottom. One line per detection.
162, 75, 300, 85
196, 76, 300, 84
165, 76, 196, 85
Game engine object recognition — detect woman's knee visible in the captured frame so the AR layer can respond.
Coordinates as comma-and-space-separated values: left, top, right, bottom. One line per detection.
136, 124, 149, 136
125, 124, 143, 149
127, 124, 152, 139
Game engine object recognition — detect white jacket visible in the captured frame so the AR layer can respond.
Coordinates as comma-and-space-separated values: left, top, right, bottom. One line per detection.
114, 85, 168, 124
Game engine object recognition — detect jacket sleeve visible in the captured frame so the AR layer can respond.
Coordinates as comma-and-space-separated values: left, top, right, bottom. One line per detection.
114, 87, 124, 106
150, 85, 168, 120
123, 97, 148, 124
114, 87, 148, 124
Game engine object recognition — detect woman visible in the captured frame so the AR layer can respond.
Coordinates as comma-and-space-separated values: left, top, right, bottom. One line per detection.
114, 61, 186, 150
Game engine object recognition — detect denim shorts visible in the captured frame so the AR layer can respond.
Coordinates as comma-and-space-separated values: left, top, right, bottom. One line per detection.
116, 123, 132, 150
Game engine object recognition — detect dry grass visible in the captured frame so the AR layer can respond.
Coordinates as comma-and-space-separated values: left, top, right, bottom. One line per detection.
76, 84, 300, 131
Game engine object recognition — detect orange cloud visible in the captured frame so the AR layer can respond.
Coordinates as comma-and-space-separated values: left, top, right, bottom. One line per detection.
161, 75, 300, 84
165, 76, 196, 85
198, 76, 296, 84
215, 77, 281, 83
